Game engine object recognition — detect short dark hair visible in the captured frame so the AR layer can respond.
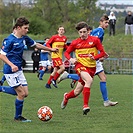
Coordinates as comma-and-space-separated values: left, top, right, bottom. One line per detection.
44, 37, 49, 40
75, 21, 89, 31
13, 16, 29, 29
100, 14, 109, 22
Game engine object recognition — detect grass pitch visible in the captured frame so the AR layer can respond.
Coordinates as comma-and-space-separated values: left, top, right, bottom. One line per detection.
0, 73, 132, 133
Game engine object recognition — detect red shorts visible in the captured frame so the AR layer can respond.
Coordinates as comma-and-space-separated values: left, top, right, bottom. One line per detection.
75, 63, 96, 86
52, 57, 63, 67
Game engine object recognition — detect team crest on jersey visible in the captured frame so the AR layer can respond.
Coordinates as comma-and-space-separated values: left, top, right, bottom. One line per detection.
77, 43, 81, 47
13, 43, 19, 45
89, 42, 93, 45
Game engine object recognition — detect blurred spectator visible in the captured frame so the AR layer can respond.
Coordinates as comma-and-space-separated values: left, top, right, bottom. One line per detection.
125, 11, 133, 35
31, 48, 40, 73
108, 11, 116, 36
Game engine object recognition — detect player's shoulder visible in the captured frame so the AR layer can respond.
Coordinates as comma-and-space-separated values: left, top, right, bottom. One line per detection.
3, 34, 15, 44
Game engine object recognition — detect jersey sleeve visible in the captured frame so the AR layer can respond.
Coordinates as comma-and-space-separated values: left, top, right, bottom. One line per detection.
64, 41, 76, 60
94, 38, 106, 60
0, 38, 13, 55
46, 36, 55, 48
25, 36, 36, 47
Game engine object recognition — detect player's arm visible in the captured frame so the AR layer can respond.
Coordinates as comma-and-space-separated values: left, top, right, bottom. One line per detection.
35, 43, 58, 52
46, 36, 55, 48
64, 42, 77, 64
89, 39, 106, 60
0, 53, 18, 72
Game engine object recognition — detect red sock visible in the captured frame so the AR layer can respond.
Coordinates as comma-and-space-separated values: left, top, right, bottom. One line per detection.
82, 87, 90, 106
47, 75, 54, 84
66, 90, 76, 100
53, 72, 60, 81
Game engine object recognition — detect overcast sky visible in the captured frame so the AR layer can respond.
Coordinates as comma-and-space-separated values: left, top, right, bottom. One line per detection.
97, 0, 133, 5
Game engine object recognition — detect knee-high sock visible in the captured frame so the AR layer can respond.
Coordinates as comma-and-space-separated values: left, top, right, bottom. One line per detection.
100, 82, 108, 101
1, 75, 6, 83
15, 99, 24, 119
0, 86, 17, 95
66, 90, 76, 100
47, 75, 54, 84
83, 87, 90, 106
39, 70, 45, 78
53, 72, 60, 81
68, 74, 79, 81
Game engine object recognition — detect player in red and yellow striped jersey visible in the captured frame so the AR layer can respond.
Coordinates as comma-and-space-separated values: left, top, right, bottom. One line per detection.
45, 26, 67, 88
61, 21, 106, 115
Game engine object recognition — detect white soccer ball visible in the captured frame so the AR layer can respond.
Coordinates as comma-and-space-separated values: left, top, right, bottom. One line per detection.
37, 106, 53, 122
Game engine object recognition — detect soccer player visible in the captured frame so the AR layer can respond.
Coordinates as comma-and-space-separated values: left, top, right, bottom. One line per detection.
38, 37, 52, 80
0, 16, 58, 122
61, 21, 106, 115
45, 26, 67, 88
59, 15, 118, 107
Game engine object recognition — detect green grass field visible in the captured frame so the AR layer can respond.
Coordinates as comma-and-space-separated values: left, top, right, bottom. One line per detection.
0, 73, 132, 133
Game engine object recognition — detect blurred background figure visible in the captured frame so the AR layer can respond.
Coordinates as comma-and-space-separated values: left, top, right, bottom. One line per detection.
38, 37, 52, 80
108, 11, 116, 36
31, 47, 40, 73
124, 11, 133, 35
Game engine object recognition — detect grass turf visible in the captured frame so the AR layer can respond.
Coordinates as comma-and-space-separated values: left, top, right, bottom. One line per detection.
0, 73, 132, 133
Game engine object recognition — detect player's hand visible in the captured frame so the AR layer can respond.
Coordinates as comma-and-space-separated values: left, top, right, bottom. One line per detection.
11, 65, 18, 72
51, 48, 59, 52
88, 54, 95, 60
104, 52, 109, 58
70, 58, 77, 64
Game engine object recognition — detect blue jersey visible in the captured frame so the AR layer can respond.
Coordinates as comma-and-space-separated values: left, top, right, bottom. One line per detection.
40, 43, 49, 61
90, 27, 104, 42
1, 33, 36, 74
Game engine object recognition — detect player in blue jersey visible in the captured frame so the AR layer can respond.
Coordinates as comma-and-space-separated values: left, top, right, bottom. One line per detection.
0, 16, 58, 122
58, 15, 118, 107
38, 37, 52, 80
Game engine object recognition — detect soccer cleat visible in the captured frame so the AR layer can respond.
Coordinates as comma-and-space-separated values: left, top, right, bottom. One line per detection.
57, 71, 69, 83
45, 83, 51, 89
61, 93, 68, 109
104, 100, 118, 107
51, 79, 58, 88
39, 77, 43, 80
70, 80, 76, 88
83, 105, 90, 115
14, 116, 31, 122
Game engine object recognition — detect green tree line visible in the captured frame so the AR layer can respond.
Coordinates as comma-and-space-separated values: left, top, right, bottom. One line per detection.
0, 0, 104, 35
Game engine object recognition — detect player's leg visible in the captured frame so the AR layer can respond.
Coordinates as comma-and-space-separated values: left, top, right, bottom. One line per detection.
51, 64, 65, 88
39, 61, 47, 80
61, 81, 83, 109
45, 67, 58, 88
96, 62, 118, 107
0, 75, 6, 86
80, 71, 93, 115
57, 71, 79, 83
14, 71, 31, 122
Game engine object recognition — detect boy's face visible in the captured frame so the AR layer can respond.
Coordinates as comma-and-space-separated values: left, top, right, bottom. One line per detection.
58, 27, 65, 36
78, 28, 88, 40
18, 24, 29, 36
100, 20, 109, 29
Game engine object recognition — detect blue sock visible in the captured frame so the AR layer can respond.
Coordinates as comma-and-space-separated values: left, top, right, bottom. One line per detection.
100, 82, 108, 101
1, 75, 6, 84
0, 86, 17, 95
68, 74, 79, 81
39, 70, 45, 78
15, 99, 24, 119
